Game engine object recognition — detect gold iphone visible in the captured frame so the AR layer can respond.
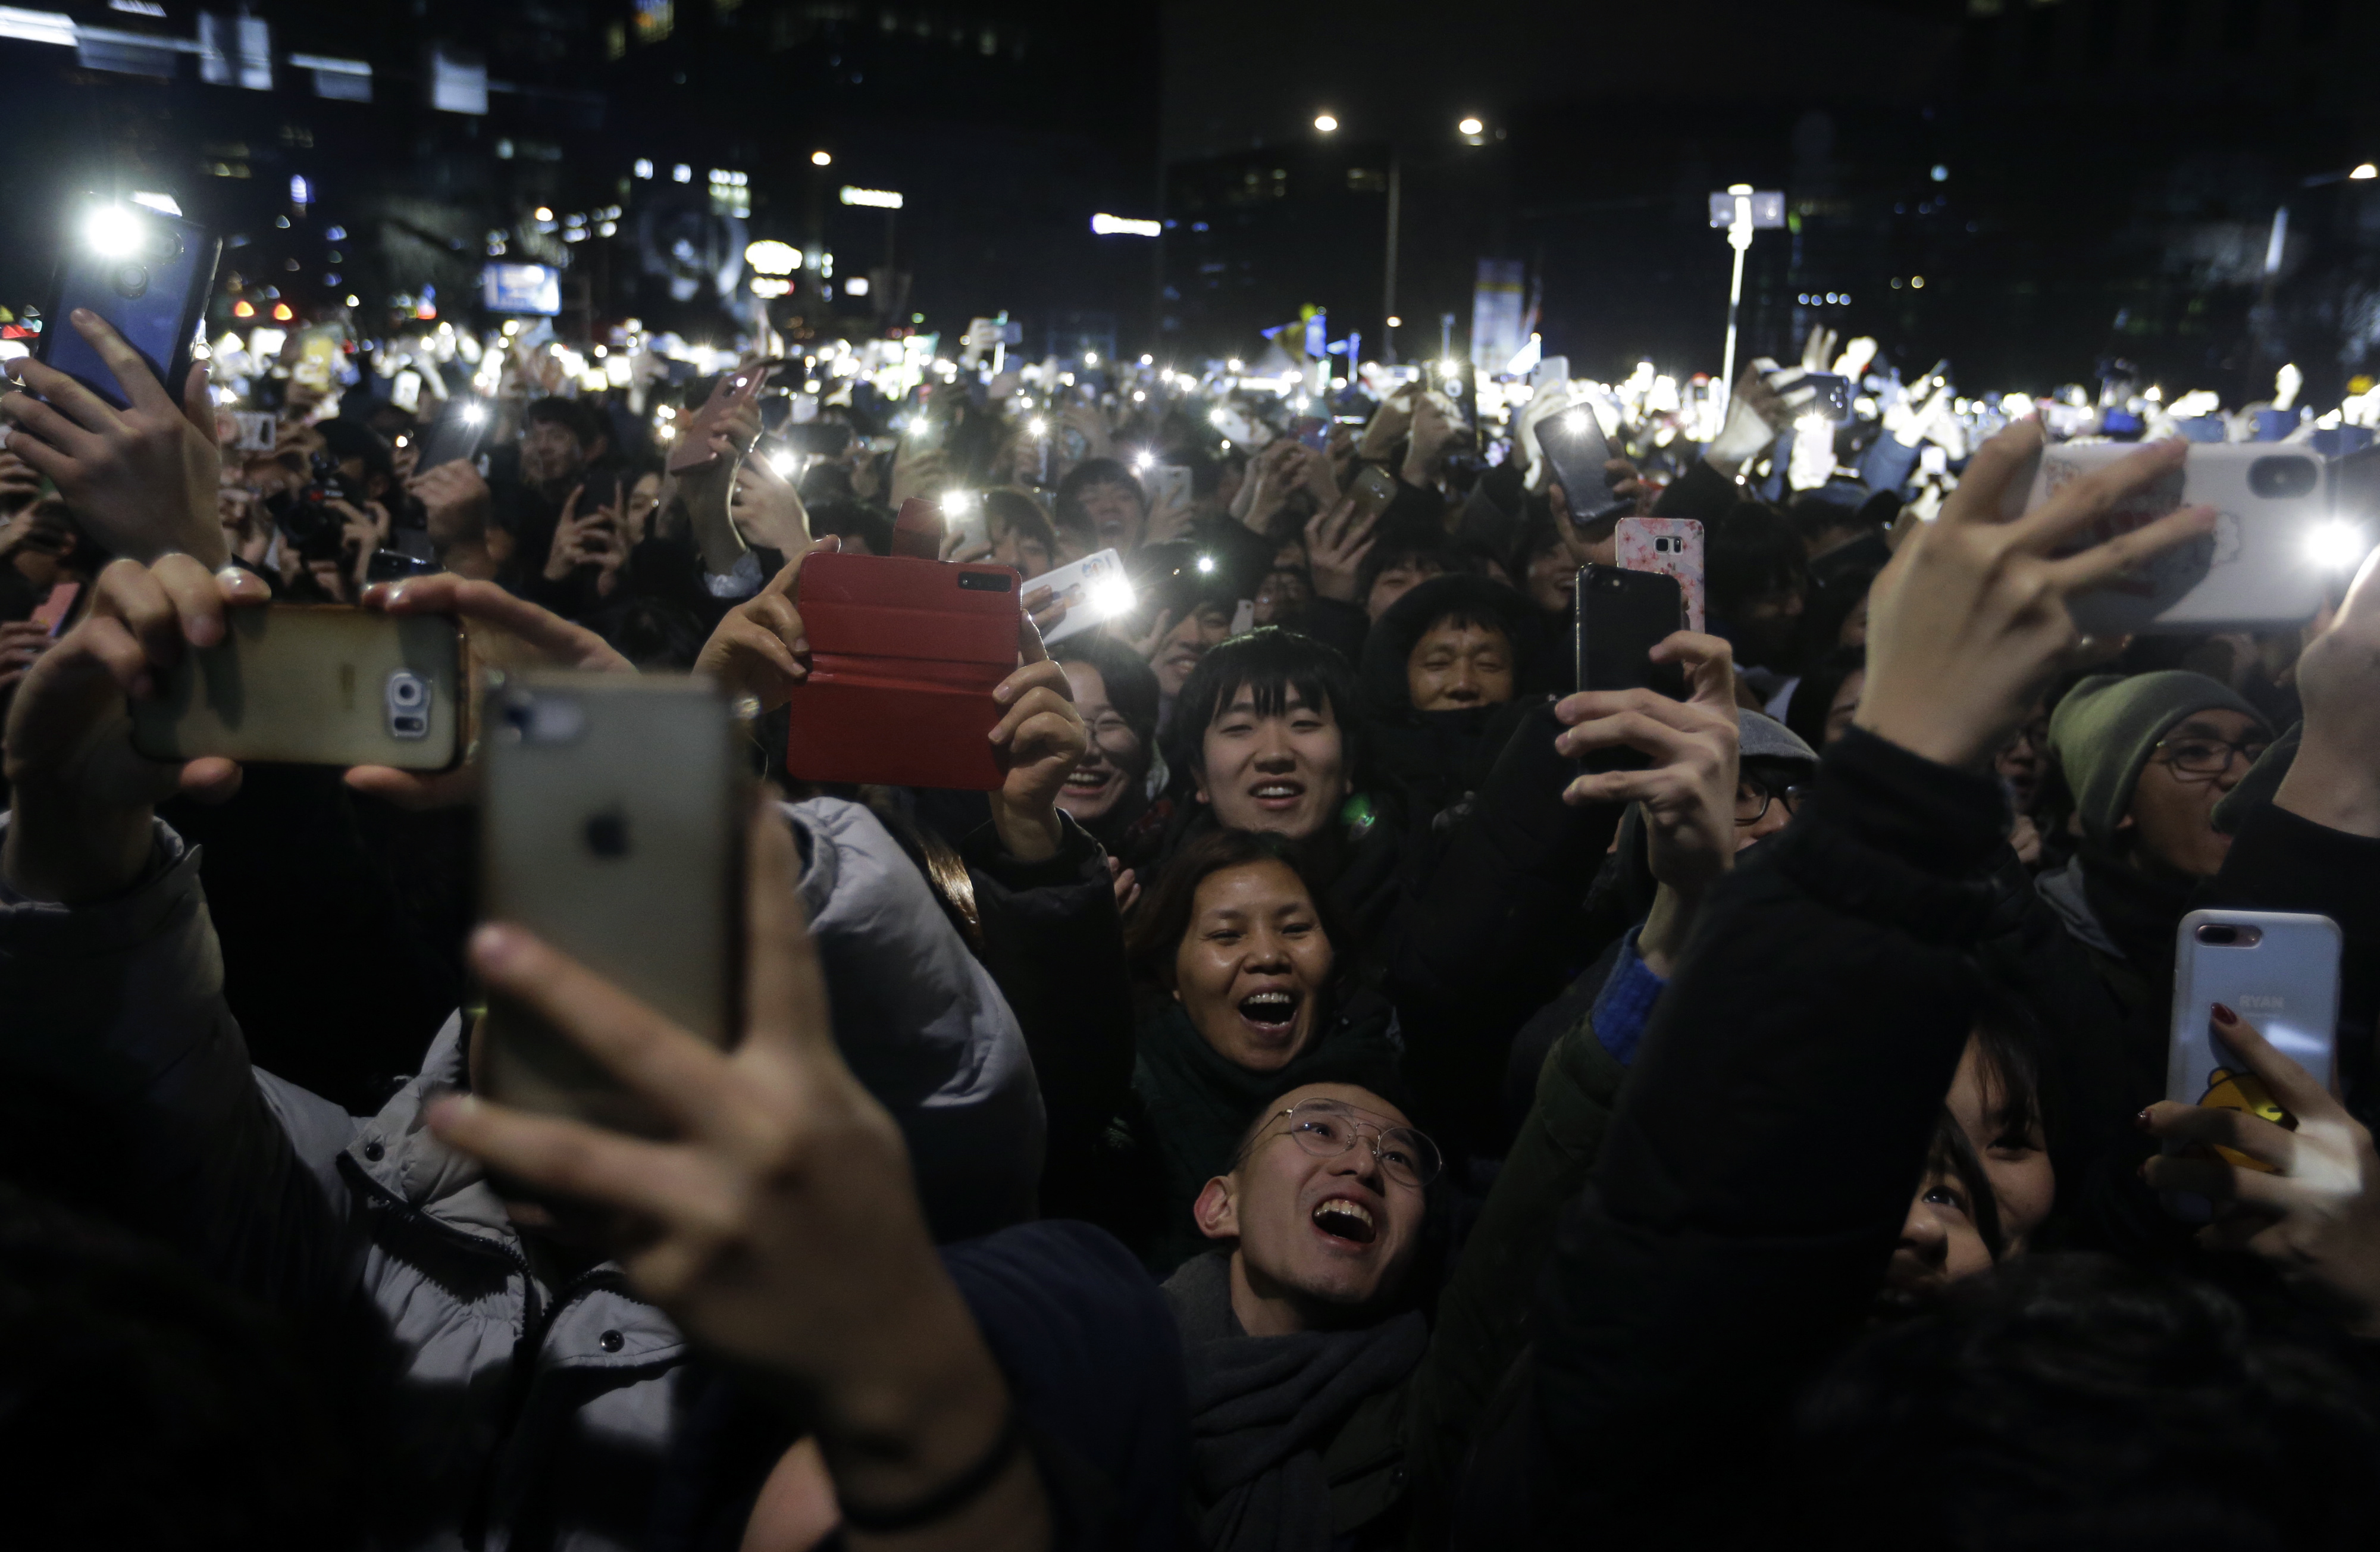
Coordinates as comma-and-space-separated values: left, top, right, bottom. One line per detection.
129, 604, 464, 769
477, 673, 746, 1134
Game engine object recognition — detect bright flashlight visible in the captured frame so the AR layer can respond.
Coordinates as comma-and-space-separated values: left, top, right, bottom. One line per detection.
1562, 409, 1589, 436
1089, 575, 1136, 619
768, 450, 796, 477
1028, 417, 1048, 437
1195, 554, 1216, 574
944, 490, 975, 513
459, 402, 487, 426
2307, 520, 2369, 569
1134, 450, 1155, 470
84, 204, 144, 258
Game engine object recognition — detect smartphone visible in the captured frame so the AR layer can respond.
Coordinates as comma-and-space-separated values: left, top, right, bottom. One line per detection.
29, 580, 80, 636
37, 202, 220, 412
229, 411, 277, 453
1573, 564, 1686, 771
1346, 464, 1398, 528
941, 492, 991, 554
1229, 598, 1256, 637
480, 674, 745, 1135
785, 550, 1022, 790
1538, 405, 1629, 526
2161, 910, 2341, 1217
1800, 373, 1853, 421
786, 420, 854, 458
2008, 442, 2334, 633
1151, 464, 1193, 510
1026, 546, 1129, 646
364, 549, 440, 584
668, 367, 772, 474
1615, 517, 1706, 634
128, 605, 463, 770
414, 405, 488, 472
1291, 415, 1327, 452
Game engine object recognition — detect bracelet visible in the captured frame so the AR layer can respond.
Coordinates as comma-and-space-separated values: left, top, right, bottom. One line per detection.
835, 1409, 1025, 1536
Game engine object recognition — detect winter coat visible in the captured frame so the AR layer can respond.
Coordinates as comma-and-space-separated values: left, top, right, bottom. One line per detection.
0, 796, 1042, 1552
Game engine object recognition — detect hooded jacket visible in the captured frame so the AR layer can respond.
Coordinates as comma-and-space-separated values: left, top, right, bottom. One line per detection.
0, 797, 1041, 1552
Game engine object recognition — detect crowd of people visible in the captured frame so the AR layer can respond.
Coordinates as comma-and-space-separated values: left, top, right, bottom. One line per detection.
2, 289, 2379, 1552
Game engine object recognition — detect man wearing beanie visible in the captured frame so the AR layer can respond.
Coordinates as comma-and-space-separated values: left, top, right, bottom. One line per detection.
2031, 669, 2268, 1083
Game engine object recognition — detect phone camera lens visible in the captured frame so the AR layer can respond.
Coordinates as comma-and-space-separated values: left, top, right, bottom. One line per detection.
2247, 455, 2318, 500
2197, 924, 2240, 946
389, 677, 424, 708
111, 264, 149, 300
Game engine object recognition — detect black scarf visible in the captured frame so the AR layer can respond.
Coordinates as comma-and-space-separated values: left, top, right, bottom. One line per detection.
1161, 1251, 1427, 1552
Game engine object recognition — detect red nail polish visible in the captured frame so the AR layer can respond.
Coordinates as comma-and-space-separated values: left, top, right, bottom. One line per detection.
2212, 1003, 2238, 1026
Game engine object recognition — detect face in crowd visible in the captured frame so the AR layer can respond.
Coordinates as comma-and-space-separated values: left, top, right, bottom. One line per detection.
2123, 708, 2268, 878
1194, 1082, 1431, 1332
1194, 681, 1352, 841
1154, 603, 1234, 699
991, 518, 1053, 580
1056, 661, 1145, 824
1364, 552, 1443, 622
1406, 612, 1514, 712
1172, 858, 1333, 1070
519, 415, 590, 490
1883, 1030, 2055, 1307
625, 471, 663, 546
1077, 477, 1147, 553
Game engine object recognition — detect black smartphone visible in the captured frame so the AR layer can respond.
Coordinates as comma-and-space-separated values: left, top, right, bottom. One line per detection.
1801, 373, 1853, 421
414, 403, 490, 472
1539, 405, 1630, 527
785, 420, 854, 458
37, 201, 220, 411
1573, 564, 1686, 773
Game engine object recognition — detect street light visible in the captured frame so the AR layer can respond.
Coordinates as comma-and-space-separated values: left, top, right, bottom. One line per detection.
1314, 113, 1338, 133
1457, 115, 1483, 136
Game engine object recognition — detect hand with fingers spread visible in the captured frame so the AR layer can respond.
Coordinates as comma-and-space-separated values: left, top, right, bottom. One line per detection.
344, 574, 632, 811
428, 806, 1050, 1546
985, 618, 1088, 864
0, 448, 42, 510
1304, 496, 1377, 605
694, 538, 840, 714
1113, 605, 1175, 665
0, 309, 224, 566
1554, 632, 1740, 975
2141, 1004, 2380, 1334
2, 554, 271, 903
1291, 442, 1342, 512
1854, 427, 2217, 769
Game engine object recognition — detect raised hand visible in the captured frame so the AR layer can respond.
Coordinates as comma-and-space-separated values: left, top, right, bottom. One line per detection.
1303, 495, 1378, 604
985, 615, 1088, 863
2275, 546, 2380, 838
732, 450, 812, 554
692, 538, 839, 714
0, 310, 224, 566
1853, 427, 2216, 769
2, 555, 269, 903
428, 804, 1048, 1545
344, 574, 632, 811
1554, 631, 1740, 975
409, 459, 493, 540
2143, 1004, 2380, 1335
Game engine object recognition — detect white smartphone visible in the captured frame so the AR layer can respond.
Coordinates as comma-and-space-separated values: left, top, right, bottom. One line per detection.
2162, 909, 2341, 1217
2008, 442, 2333, 633
942, 492, 990, 553
1023, 547, 1130, 646
1151, 464, 1192, 509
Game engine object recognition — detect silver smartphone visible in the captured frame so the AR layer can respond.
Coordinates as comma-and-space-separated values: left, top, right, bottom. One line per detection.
478, 673, 745, 1135
2162, 908, 2341, 1218
2008, 443, 2334, 633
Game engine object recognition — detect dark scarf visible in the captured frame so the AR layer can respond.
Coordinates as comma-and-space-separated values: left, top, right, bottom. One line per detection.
1161, 1251, 1427, 1552
2077, 839, 2196, 979
1130, 999, 1404, 1275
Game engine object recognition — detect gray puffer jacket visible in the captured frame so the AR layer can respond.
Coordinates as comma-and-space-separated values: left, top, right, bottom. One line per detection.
0, 797, 1042, 1552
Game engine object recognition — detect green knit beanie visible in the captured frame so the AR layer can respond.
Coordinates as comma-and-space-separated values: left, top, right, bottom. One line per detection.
2048, 670, 2263, 844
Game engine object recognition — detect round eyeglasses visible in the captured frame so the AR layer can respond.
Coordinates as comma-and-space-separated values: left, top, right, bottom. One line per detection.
1734, 780, 1814, 827
1245, 1099, 1443, 1189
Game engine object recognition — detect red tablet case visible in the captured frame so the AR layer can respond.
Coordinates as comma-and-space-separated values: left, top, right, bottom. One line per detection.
784, 550, 1021, 790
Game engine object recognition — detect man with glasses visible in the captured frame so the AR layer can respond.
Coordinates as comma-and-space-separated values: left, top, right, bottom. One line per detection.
2030, 669, 2271, 1102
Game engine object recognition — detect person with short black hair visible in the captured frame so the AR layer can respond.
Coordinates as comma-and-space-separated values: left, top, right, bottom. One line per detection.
1056, 456, 1149, 555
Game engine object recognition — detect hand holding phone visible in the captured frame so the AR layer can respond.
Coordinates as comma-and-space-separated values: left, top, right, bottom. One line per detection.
668, 368, 772, 475
0, 555, 268, 902
1856, 427, 2215, 768
3, 309, 226, 567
